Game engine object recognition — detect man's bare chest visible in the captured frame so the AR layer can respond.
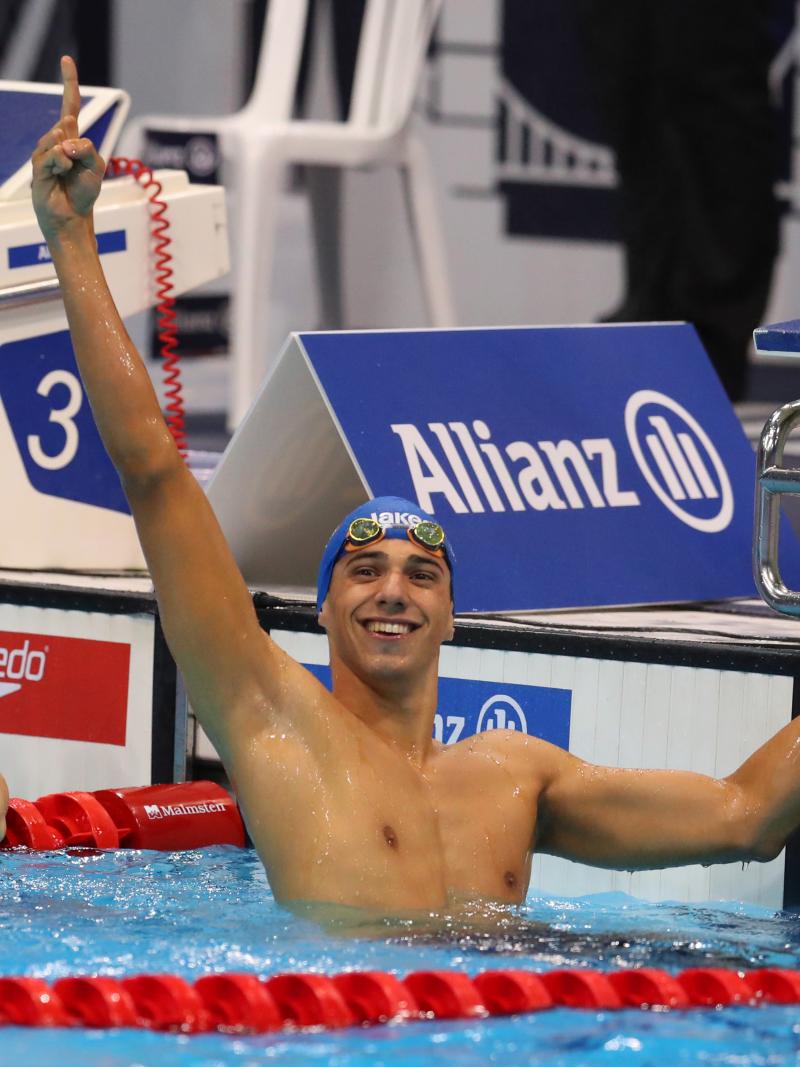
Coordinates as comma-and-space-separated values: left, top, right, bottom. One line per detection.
301, 742, 537, 904
241, 726, 538, 908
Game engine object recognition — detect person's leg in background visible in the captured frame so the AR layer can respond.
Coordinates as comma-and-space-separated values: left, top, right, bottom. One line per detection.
661, 0, 780, 402
577, 0, 678, 326
578, 0, 780, 401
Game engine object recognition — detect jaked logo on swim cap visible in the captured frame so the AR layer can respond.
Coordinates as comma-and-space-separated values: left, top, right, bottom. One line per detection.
369, 508, 423, 527
316, 496, 455, 611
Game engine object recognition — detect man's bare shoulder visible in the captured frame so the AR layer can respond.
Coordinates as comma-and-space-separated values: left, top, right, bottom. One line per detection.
437, 728, 571, 782
218, 635, 357, 761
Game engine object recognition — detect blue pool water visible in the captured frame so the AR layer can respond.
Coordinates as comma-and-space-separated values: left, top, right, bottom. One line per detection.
2, 847, 800, 1065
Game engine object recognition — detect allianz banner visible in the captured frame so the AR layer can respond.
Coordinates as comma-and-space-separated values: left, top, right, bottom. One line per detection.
209, 324, 800, 612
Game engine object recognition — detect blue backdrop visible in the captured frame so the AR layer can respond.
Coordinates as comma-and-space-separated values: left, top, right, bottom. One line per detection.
304, 663, 572, 749
301, 324, 800, 612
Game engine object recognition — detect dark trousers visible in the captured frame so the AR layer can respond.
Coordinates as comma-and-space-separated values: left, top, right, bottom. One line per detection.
577, 0, 781, 400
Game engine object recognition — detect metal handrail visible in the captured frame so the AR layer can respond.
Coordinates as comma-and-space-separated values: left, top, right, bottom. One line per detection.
754, 399, 800, 614
0, 278, 61, 310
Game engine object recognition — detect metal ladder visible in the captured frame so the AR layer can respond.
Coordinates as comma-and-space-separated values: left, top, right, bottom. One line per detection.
754, 399, 800, 614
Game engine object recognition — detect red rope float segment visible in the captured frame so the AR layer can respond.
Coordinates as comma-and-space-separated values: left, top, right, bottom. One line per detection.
0, 782, 245, 851
0, 968, 798, 1032
104, 157, 187, 458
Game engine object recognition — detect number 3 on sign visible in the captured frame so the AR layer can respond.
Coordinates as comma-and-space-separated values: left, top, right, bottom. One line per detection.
26, 370, 82, 470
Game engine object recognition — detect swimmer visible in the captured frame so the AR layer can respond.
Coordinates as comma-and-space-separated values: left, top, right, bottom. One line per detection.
29, 56, 800, 915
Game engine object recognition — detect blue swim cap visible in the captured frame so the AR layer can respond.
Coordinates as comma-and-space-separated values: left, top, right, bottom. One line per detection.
316, 496, 455, 612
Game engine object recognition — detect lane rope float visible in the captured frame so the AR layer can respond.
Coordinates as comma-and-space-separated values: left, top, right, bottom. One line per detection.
0, 781, 245, 851
1, 967, 799, 1032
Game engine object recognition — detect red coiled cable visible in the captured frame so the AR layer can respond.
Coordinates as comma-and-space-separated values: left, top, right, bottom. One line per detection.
105, 157, 187, 457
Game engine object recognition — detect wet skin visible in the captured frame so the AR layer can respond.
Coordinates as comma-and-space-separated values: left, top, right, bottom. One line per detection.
230, 538, 543, 910
28, 56, 800, 916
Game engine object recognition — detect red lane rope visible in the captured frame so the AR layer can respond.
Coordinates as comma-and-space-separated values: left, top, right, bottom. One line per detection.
0, 782, 245, 851
105, 157, 187, 458
1, 967, 799, 1031
4, 790, 798, 1032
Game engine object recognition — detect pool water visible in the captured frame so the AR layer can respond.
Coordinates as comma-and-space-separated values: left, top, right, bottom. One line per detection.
2, 847, 800, 1066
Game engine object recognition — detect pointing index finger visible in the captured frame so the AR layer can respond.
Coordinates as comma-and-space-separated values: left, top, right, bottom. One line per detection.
60, 55, 80, 122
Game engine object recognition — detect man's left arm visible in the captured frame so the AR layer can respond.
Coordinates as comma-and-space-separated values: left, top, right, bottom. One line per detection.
532, 716, 800, 869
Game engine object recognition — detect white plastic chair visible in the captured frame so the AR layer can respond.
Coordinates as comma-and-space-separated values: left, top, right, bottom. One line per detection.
119, 0, 455, 428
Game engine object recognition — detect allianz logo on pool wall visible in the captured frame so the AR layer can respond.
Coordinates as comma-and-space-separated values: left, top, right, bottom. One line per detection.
391, 390, 733, 534
0, 639, 47, 699
435, 694, 529, 743
144, 802, 227, 820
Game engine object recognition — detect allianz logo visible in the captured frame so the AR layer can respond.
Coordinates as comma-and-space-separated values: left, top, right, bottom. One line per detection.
0, 638, 47, 699
391, 390, 733, 534
434, 693, 529, 745
144, 801, 227, 820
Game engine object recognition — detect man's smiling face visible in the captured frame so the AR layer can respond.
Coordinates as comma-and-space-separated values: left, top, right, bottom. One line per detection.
318, 538, 454, 685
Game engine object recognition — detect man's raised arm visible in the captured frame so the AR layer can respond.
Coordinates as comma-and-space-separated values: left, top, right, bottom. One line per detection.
30, 57, 317, 760
532, 713, 800, 871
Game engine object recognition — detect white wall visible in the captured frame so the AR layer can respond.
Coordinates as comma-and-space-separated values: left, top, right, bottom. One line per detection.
113, 0, 250, 119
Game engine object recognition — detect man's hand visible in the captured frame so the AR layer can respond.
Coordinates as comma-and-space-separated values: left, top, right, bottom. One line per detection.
31, 55, 105, 242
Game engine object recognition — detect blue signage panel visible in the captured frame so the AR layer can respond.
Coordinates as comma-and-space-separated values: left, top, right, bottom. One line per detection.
0, 330, 129, 513
83, 103, 120, 166
303, 663, 572, 749
300, 324, 800, 612
0, 90, 95, 187
753, 319, 800, 357
9, 230, 126, 270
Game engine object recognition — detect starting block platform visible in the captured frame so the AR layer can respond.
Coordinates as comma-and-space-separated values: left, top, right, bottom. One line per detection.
0, 76, 229, 571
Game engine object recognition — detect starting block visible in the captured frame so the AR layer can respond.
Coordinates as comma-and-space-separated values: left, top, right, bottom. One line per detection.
0, 78, 229, 571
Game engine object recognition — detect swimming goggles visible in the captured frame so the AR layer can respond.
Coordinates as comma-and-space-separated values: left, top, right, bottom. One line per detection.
343, 517, 447, 557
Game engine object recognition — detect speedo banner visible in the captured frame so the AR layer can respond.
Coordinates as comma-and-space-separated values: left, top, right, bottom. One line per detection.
295, 324, 800, 612
0, 631, 130, 745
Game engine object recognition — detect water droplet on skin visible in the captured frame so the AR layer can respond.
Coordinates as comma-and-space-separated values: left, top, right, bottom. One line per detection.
512, 786, 521, 798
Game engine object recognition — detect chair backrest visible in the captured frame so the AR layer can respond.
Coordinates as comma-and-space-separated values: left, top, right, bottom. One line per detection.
245, 0, 442, 132
349, 0, 443, 132
245, 0, 310, 121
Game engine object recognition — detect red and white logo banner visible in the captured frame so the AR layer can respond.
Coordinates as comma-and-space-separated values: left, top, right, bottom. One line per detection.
0, 630, 130, 745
